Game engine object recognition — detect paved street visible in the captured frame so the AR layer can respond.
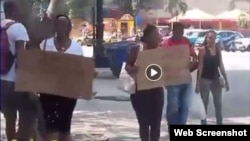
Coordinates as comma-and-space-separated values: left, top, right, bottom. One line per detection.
1, 52, 250, 140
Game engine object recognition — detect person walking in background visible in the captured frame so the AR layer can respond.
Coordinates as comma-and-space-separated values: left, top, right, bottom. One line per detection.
1, 1, 39, 140
38, 15, 83, 141
195, 30, 229, 125
161, 22, 198, 125
125, 24, 164, 141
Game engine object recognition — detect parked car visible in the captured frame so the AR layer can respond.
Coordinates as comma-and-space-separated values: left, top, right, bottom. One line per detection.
161, 29, 208, 46
184, 29, 208, 45
229, 38, 250, 52
194, 36, 224, 50
194, 30, 244, 50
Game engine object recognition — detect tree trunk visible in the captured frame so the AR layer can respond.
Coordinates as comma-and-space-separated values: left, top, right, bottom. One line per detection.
96, 0, 104, 56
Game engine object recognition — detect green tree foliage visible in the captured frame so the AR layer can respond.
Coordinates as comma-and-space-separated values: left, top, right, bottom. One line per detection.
66, 0, 95, 18
115, 0, 188, 17
115, 0, 151, 15
165, 0, 188, 16
229, 0, 250, 28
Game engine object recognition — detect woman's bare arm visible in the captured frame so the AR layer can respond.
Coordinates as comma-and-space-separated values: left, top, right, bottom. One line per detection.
125, 46, 139, 76
196, 48, 205, 84
218, 48, 228, 84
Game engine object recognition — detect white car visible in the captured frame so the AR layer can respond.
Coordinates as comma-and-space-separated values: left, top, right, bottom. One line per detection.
232, 38, 250, 51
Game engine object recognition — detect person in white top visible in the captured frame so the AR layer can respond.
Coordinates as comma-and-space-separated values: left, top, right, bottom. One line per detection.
38, 15, 82, 141
1, 1, 40, 141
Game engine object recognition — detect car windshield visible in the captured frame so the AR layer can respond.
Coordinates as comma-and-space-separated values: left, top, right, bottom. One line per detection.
197, 31, 207, 37
186, 31, 207, 37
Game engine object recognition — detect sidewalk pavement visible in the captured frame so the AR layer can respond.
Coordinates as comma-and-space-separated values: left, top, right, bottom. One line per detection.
1, 111, 250, 141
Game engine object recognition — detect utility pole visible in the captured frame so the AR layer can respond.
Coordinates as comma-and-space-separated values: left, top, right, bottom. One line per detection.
132, 0, 140, 35
95, 0, 104, 56
92, 7, 96, 49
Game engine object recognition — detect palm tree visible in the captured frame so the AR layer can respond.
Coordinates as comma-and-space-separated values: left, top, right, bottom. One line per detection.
229, 0, 250, 10
165, 0, 188, 17
229, 0, 250, 28
115, 0, 150, 15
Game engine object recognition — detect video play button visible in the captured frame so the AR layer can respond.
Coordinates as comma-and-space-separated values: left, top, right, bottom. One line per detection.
145, 64, 162, 81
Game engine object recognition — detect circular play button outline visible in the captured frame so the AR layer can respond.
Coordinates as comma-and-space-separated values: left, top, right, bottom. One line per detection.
145, 64, 162, 81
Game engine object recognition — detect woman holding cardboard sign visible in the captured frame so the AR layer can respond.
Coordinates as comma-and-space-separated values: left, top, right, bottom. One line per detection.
196, 30, 229, 125
38, 15, 82, 141
125, 25, 164, 141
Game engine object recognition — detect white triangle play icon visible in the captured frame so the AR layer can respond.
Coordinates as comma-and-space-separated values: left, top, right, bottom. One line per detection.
150, 69, 158, 77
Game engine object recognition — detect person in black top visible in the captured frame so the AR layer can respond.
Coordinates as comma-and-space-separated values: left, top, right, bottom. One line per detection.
125, 25, 164, 141
195, 30, 230, 125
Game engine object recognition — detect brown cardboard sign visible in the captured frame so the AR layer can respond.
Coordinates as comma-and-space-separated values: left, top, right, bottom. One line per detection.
136, 45, 191, 90
15, 50, 94, 99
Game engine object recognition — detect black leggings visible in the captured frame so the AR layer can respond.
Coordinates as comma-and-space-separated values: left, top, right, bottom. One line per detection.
39, 94, 77, 133
131, 87, 164, 141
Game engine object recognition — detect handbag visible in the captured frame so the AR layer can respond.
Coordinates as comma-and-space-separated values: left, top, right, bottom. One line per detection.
117, 62, 136, 94
190, 47, 198, 72
190, 60, 198, 72
219, 77, 225, 88
117, 43, 144, 94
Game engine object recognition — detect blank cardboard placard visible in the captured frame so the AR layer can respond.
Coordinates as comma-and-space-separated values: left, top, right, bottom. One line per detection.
136, 45, 191, 90
135, 48, 166, 90
161, 45, 191, 86
15, 50, 94, 99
